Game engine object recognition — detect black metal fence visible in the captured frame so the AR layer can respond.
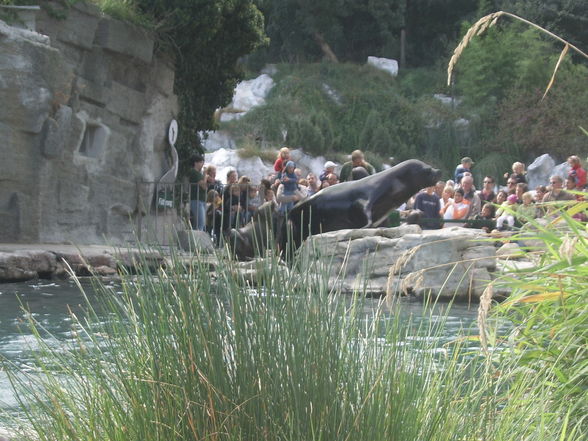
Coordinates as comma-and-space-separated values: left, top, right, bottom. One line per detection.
135, 181, 262, 246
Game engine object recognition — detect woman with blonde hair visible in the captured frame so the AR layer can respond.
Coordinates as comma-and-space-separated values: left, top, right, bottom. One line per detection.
567, 155, 587, 189
273, 147, 291, 179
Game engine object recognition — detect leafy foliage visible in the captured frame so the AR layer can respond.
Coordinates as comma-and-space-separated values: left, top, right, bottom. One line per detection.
253, 0, 478, 66
453, 25, 555, 108
127, 0, 266, 171
491, 208, 588, 423
451, 19, 588, 168
224, 63, 430, 167
493, 66, 588, 160
499, 0, 588, 51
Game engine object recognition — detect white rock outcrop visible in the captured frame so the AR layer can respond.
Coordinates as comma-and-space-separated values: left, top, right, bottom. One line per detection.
204, 148, 328, 184
366, 56, 398, 76
200, 130, 237, 152
219, 73, 275, 122
205, 148, 273, 184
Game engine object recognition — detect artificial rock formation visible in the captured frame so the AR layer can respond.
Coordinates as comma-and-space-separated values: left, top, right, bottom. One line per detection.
0, 1, 179, 245
299, 225, 497, 300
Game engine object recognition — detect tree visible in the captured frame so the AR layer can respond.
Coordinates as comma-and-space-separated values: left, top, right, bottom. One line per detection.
256, 0, 406, 63
135, 0, 267, 167
498, 0, 588, 51
403, 0, 479, 66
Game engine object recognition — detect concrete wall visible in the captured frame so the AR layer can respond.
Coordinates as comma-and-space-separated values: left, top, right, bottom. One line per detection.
0, 1, 179, 244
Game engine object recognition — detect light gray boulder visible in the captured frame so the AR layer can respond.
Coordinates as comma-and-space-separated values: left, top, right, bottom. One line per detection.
176, 230, 215, 254
527, 154, 556, 189
289, 149, 329, 178
552, 161, 571, 181
496, 242, 525, 259
366, 56, 398, 76
300, 226, 497, 301
200, 130, 237, 152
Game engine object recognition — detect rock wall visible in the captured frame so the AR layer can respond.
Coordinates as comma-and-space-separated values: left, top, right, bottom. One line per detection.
0, 2, 179, 245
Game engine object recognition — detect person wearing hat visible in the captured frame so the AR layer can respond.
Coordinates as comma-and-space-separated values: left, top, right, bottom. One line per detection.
320, 161, 337, 182
278, 160, 300, 213
339, 150, 375, 182
188, 154, 207, 231
495, 193, 519, 231
454, 157, 474, 185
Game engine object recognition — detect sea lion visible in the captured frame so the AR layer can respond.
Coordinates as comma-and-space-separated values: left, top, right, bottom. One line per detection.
227, 200, 280, 260
285, 159, 441, 249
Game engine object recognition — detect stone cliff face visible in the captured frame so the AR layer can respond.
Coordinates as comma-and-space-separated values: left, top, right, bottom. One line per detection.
0, 2, 178, 244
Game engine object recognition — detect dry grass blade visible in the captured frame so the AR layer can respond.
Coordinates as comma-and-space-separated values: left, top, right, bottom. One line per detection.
503, 291, 569, 305
558, 235, 578, 265
447, 12, 504, 86
542, 44, 569, 100
477, 284, 493, 356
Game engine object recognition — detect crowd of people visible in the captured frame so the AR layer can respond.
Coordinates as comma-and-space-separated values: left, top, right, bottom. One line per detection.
410, 155, 586, 232
186, 148, 377, 240
187, 149, 587, 241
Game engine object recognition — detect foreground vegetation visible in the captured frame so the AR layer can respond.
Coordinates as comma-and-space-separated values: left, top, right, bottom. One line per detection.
484, 207, 588, 425
2, 213, 586, 440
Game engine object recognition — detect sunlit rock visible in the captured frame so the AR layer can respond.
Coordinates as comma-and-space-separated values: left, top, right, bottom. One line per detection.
366, 56, 398, 76
300, 226, 497, 300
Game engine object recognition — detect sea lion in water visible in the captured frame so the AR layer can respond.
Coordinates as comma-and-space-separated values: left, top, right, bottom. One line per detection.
285, 159, 441, 250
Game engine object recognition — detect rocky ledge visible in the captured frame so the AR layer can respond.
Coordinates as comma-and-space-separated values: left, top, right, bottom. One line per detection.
298, 225, 520, 301
0, 244, 164, 282
0, 225, 533, 302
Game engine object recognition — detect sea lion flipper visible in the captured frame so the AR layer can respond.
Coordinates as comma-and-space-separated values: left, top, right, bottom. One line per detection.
349, 199, 371, 228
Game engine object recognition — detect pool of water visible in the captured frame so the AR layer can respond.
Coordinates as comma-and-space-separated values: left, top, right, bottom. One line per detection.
0, 279, 481, 422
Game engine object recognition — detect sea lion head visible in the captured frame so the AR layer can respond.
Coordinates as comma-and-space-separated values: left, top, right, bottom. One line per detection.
400, 160, 442, 188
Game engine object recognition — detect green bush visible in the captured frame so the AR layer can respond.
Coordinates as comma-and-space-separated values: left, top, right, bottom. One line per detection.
223, 62, 426, 163
454, 25, 554, 108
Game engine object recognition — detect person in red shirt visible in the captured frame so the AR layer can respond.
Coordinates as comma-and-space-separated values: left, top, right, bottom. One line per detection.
273, 147, 291, 179
567, 155, 587, 189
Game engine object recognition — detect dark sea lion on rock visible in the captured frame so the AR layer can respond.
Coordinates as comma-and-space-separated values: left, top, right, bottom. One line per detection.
227, 200, 280, 260
285, 159, 441, 250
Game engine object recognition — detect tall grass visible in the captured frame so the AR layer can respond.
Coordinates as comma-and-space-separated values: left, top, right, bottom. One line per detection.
481, 204, 588, 429
3, 243, 586, 440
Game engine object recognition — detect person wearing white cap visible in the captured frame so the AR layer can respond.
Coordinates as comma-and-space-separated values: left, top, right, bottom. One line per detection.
320, 161, 337, 182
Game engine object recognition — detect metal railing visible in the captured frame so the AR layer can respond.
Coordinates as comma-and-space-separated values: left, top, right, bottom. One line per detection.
135, 181, 261, 246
